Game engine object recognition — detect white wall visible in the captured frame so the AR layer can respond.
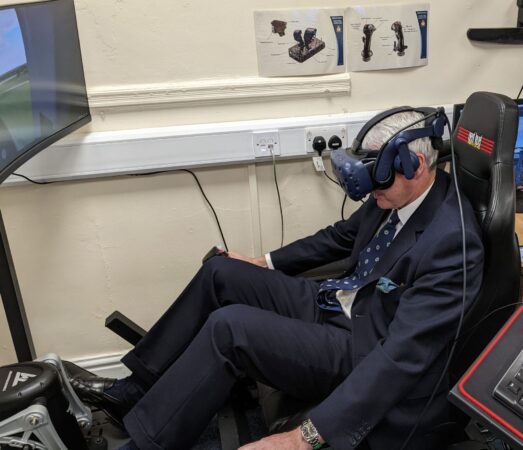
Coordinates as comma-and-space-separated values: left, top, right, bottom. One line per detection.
1, 0, 522, 365
72, 0, 523, 131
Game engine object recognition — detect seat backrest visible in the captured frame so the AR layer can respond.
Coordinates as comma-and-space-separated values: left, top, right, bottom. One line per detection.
450, 91, 521, 383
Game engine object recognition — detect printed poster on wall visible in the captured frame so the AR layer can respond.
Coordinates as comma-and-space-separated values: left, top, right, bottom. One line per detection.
254, 9, 346, 77
347, 4, 429, 72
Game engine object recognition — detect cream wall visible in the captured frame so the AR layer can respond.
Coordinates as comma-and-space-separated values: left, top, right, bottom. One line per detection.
1, 0, 522, 364
73, 0, 523, 131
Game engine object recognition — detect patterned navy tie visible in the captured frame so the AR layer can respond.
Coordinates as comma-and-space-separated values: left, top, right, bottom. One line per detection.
317, 210, 400, 311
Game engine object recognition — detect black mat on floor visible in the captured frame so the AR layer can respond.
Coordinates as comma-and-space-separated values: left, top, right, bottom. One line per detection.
193, 406, 268, 450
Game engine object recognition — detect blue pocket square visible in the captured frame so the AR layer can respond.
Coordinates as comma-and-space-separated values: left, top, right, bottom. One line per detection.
376, 277, 399, 293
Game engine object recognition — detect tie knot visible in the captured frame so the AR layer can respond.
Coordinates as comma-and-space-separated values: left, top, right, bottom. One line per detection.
388, 210, 400, 226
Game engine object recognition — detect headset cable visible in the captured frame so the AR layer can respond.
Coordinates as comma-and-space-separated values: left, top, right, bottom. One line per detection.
399, 113, 467, 449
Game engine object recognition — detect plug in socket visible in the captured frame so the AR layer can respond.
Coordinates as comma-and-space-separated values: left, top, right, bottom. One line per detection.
253, 131, 280, 158
305, 125, 347, 153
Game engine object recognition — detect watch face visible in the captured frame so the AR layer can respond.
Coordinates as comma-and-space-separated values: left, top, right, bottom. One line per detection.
301, 420, 319, 442
302, 424, 313, 439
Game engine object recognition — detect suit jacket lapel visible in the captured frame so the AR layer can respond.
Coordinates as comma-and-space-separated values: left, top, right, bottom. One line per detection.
362, 170, 450, 287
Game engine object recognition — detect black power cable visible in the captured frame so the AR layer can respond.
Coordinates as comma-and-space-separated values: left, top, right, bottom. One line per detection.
269, 145, 284, 248
341, 194, 348, 220
320, 168, 349, 221
12, 172, 56, 184
455, 301, 523, 341
177, 169, 229, 252
11, 168, 230, 251
323, 171, 339, 185
314, 155, 351, 222
517, 82, 523, 100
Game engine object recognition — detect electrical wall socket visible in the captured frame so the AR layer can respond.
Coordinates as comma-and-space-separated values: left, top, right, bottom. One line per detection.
253, 131, 280, 158
305, 125, 347, 153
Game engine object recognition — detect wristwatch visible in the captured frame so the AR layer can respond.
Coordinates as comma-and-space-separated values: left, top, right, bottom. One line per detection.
300, 418, 323, 449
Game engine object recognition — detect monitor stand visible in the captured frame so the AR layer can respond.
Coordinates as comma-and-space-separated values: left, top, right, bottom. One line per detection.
0, 208, 36, 361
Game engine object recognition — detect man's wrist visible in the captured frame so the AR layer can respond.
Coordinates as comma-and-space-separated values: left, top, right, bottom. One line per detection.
252, 255, 268, 268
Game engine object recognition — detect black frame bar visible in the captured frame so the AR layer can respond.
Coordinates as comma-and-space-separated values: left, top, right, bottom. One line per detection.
0, 209, 35, 361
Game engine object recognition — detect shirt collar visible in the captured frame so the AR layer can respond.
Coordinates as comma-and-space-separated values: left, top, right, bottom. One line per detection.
396, 180, 435, 227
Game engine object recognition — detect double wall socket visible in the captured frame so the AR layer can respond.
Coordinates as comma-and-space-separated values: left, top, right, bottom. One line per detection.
253, 131, 280, 157
305, 125, 347, 153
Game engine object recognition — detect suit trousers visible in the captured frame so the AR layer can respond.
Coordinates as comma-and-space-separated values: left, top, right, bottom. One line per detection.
122, 256, 354, 450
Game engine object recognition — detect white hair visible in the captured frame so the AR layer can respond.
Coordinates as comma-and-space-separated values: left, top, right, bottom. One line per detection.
361, 110, 439, 169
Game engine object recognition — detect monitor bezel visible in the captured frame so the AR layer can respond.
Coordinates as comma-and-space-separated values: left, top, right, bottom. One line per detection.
0, 0, 91, 185
0, 115, 91, 184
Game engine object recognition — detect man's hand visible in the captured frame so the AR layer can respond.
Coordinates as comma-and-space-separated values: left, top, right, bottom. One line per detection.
238, 428, 311, 450
227, 250, 268, 268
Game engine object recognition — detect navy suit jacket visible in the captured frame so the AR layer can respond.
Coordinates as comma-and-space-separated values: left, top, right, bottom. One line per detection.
269, 170, 484, 449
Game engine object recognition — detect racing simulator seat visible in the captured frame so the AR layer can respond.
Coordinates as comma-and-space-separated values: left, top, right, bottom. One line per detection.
104, 92, 522, 449
250, 91, 522, 449
0, 91, 519, 450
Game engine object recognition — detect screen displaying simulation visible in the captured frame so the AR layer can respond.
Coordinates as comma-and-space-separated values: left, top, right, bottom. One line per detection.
514, 103, 523, 187
0, 0, 90, 182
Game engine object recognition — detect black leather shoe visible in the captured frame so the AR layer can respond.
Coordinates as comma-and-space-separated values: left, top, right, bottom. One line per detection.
63, 361, 130, 428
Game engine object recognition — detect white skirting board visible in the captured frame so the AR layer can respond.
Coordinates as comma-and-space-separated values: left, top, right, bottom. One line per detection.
4, 106, 454, 185
72, 352, 130, 379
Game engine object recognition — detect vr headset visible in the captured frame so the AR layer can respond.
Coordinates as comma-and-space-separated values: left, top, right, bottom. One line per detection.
331, 106, 447, 201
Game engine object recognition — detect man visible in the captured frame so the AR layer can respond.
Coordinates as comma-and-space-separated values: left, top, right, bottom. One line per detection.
73, 110, 484, 450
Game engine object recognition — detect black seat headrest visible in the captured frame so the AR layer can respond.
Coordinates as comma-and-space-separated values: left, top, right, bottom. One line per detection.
452, 91, 519, 227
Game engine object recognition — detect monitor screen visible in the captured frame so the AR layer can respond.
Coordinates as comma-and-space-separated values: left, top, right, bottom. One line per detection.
452, 100, 523, 187
0, 0, 90, 183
